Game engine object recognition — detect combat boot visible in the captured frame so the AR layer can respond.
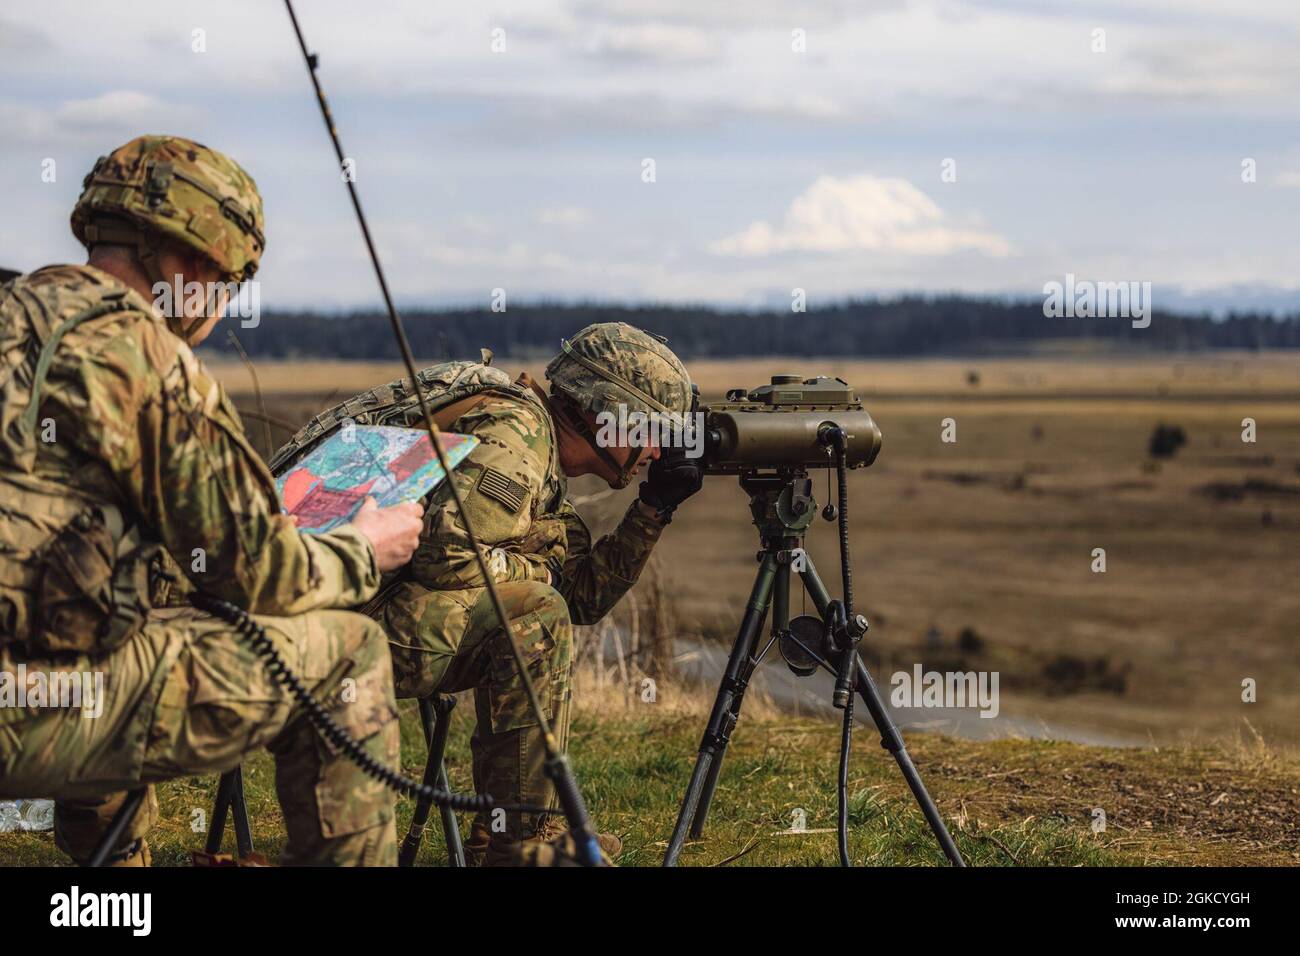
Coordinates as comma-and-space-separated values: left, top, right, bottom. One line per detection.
105, 839, 151, 867
478, 819, 621, 867
464, 819, 492, 867
465, 817, 621, 866
535, 816, 623, 860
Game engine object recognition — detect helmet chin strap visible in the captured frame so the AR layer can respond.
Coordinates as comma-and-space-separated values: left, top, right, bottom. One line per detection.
170, 308, 212, 345
175, 281, 232, 344
554, 396, 640, 488
164, 264, 228, 344
604, 449, 640, 490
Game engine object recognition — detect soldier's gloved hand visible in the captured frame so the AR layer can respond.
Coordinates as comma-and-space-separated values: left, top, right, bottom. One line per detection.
638, 455, 703, 522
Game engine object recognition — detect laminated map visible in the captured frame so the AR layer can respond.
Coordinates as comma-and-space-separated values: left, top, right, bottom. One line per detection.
275, 425, 478, 534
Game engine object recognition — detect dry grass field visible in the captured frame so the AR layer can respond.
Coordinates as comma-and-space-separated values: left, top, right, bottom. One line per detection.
208, 351, 1300, 751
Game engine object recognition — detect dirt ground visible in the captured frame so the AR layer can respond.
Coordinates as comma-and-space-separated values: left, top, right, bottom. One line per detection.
208, 351, 1300, 750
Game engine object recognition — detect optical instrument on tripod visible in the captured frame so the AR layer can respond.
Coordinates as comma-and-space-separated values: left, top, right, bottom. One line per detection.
662, 375, 965, 867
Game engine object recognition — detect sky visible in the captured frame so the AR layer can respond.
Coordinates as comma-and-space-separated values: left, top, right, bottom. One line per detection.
1, 0, 1297, 313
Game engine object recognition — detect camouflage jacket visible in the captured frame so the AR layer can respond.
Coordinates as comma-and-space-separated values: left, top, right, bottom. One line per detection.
271, 360, 665, 626
0, 265, 378, 654
418, 383, 666, 625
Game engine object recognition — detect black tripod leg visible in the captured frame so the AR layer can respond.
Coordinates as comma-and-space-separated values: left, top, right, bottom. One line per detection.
430, 695, 464, 867
205, 770, 236, 855
664, 555, 776, 866
854, 656, 965, 866
437, 761, 465, 867
399, 695, 450, 867
687, 668, 746, 839
687, 669, 747, 839
205, 767, 253, 858
690, 562, 780, 839
229, 767, 254, 858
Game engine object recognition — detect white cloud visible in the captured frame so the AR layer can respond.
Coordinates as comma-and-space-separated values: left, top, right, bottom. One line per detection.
710, 173, 1011, 258
569, 0, 881, 30
577, 23, 720, 63
56, 90, 193, 130
535, 206, 591, 227
0, 90, 197, 145
1273, 171, 1300, 188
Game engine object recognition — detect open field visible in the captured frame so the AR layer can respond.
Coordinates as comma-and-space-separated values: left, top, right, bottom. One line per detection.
205, 352, 1300, 404
210, 352, 1300, 750
4, 693, 1297, 866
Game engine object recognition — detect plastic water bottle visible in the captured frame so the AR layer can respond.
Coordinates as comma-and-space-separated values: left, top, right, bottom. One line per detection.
0, 798, 54, 832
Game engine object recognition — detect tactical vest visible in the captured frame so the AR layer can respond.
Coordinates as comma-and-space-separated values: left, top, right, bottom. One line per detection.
268, 354, 563, 507
0, 268, 166, 656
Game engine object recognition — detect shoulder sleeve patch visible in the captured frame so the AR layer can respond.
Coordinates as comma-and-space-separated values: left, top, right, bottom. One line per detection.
477, 466, 528, 514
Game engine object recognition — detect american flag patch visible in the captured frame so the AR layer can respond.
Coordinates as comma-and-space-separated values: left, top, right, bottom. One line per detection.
477, 467, 528, 514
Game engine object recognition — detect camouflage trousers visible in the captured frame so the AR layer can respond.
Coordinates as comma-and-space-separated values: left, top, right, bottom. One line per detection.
382, 579, 573, 841
0, 606, 399, 866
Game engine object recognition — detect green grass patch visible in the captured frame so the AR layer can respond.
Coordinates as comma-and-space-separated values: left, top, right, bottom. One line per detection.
4, 701, 1295, 866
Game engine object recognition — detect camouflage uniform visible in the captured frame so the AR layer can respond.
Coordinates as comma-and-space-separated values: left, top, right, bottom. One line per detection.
383, 386, 668, 842
0, 137, 398, 865
273, 326, 693, 851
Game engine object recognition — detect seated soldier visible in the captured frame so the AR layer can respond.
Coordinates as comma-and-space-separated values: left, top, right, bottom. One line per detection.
0, 136, 424, 865
274, 324, 703, 864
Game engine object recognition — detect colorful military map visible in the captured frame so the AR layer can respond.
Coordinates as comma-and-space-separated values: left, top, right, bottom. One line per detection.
275, 425, 478, 534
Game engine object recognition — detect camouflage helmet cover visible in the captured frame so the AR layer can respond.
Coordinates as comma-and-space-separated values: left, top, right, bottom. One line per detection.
71, 135, 265, 281
545, 322, 693, 422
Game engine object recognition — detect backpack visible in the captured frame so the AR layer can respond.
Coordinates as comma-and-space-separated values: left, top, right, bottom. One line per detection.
268, 352, 543, 475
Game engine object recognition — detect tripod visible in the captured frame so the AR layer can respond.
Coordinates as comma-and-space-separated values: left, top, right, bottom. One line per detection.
663, 472, 966, 867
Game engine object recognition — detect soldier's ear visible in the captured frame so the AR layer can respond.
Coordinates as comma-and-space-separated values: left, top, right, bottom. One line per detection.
187, 248, 223, 285
160, 244, 213, 286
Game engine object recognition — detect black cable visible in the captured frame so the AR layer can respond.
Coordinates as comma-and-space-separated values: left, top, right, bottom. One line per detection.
835, 436, 853, 617
838, 695, 853, 867
191, 593, 554, 815
832, 432, 856, 867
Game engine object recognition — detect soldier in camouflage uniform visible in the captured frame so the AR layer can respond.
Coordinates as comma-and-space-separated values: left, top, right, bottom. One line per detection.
0, 136, 424, 865
274, 324, 703, 864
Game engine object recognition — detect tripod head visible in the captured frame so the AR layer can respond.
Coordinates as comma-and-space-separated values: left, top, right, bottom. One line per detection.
731, 437, 869, 704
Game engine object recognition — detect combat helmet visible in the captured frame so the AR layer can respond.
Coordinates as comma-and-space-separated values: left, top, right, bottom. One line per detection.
71, 134, 265, 292
545, 322, 693, 487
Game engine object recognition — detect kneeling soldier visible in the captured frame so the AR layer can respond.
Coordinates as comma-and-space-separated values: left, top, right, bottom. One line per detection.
271, 324, 703, 864
0, 137, 424, 865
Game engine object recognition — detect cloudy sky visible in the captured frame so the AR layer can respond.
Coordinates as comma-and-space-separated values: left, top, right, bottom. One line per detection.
1, 0, 1297, 312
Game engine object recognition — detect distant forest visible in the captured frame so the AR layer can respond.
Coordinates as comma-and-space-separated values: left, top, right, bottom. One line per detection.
201, 297, 1300, 361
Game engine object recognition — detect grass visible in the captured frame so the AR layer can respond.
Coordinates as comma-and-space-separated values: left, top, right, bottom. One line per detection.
5, 692, 1297, 867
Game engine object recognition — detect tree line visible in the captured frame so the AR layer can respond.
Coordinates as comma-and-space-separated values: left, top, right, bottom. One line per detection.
202, 296, 1300, 360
